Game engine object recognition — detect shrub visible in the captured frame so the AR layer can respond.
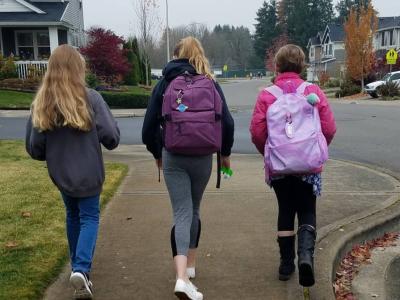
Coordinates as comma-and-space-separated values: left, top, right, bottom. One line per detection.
86, 73, 99, 89
325, 78, 341, 88
100, 91, 149, 108
335, 81, 362, 98
123, 41, 140, 86
0, 56, 18, 80
377, 81, 400, 97
80, 27, 130, 85
0, 78, 41, 92
318, 71, 330, 87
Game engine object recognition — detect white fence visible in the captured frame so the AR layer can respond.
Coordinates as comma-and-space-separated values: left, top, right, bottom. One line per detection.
15, 61, 48, 79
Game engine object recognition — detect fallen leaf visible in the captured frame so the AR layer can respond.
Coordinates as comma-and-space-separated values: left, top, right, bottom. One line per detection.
5, 241, 18, 249
21, 211, 32, 218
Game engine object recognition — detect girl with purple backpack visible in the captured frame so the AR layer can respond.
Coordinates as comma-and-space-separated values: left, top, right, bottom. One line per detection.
250, 44, 336, 287
142, 37, 234, 300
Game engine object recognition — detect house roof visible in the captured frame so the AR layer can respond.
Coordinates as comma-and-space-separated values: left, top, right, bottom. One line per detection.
377, 16, 400, 30
0, 1, 69, 24
326, 24, 345, 42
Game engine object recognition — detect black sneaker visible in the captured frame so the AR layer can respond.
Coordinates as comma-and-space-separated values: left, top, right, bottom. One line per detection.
70, 271, 93, 299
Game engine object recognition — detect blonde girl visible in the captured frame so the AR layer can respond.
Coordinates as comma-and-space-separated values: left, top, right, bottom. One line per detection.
26, 44, 120, 299
142, 37, 234, 300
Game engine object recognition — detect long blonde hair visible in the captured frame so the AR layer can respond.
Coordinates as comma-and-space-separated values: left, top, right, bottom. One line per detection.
174, 37, 214, 79
32, 44, 92, 131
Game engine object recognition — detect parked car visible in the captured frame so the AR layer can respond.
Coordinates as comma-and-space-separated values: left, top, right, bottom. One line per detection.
365, 71, 400, 98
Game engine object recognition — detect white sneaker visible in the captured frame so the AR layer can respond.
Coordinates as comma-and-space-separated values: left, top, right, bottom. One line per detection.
70, 272, 93, 299
187, 267, 196, 279
174, 279, 203, 300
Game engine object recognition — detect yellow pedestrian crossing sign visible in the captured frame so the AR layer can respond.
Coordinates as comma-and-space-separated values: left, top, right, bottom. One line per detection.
386, 49, 398, 65
223, 64, 228, 72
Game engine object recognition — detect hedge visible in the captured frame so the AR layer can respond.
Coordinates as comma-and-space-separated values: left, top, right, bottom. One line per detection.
100, 91, 150, 108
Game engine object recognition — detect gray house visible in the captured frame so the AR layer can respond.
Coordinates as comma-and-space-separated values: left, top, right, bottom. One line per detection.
307, 24, 345, 81
0, 0, 85, 77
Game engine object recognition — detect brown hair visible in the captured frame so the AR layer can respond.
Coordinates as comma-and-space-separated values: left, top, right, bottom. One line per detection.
32, 44, 92, 131
275, 44, 306, 74
174, 36, 213, 79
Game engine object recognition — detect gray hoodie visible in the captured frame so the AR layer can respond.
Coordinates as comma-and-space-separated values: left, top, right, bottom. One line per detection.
26, 89, 120, 198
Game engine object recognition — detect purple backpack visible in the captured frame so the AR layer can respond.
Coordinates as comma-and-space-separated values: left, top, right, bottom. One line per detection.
264, 82, 328, 176
162, 73, 222, 155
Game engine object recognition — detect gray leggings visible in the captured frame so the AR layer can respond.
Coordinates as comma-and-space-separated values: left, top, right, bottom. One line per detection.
162, 149, 213, 257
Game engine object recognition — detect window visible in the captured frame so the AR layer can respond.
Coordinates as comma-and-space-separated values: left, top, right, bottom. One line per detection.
15, 31, 50, 60
310, 47, 315, 58
381, 32, 385, 46
390, 73, 400, 81
390, 30, 394, 45
384, 31, 390, 46
329, 44, 333, 56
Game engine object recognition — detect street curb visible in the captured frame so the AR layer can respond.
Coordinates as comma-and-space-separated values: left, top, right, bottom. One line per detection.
312, 160, 400, 299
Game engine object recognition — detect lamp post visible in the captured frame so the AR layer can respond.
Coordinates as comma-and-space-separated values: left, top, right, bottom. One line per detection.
166, 0, 170, 63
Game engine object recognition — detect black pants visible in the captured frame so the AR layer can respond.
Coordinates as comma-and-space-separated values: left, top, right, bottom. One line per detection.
272, 176, 316, 231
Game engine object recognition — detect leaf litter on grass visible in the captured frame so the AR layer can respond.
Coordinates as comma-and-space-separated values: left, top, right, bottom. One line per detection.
333, 232, 400, 300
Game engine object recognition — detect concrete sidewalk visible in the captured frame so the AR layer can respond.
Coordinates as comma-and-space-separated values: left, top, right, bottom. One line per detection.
44, 145, 400, 300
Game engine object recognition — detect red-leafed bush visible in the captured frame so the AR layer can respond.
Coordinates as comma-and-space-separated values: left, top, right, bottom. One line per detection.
81, 27, 130, 85
318, 71, 330, 86
265, 34, 289, 72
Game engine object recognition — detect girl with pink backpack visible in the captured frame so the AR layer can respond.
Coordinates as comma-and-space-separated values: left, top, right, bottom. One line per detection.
250, 44, 336, 287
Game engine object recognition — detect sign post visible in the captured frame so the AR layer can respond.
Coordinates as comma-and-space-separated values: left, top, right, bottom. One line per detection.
386, 49, 398, 73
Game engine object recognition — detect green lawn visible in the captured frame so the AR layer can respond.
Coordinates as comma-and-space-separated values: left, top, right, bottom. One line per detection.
0, 90, 34, 109
0, 140, 128, 300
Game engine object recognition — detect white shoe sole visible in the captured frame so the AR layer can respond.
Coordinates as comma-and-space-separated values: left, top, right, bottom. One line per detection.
70, 273, 93, 299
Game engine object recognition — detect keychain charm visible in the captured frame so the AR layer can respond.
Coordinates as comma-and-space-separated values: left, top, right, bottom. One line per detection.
176, 90, 184, 104
177, 103, 188, 112
285, 112, 295, 138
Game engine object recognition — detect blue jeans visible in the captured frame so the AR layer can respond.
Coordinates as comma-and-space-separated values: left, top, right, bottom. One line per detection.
62, 193, 100, 274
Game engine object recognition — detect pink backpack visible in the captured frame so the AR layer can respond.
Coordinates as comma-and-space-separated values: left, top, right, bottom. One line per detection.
264, 82, 328, 177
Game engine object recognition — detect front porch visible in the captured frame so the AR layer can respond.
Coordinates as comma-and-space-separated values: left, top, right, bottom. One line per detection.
0, 26, 69, 60
0, 26, 69, 78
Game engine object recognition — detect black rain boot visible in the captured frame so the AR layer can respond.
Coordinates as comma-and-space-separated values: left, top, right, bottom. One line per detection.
297, 225, 316, 287
277, 236, 296, 281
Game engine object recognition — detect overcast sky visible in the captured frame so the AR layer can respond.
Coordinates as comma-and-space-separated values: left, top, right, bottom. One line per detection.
83, 0, 400, 38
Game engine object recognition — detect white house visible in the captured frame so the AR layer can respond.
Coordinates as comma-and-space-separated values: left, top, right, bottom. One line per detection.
0, 0, 85, 77
374, 17, 400, 51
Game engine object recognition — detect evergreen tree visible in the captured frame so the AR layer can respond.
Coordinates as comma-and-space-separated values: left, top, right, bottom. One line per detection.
280, 0, 333, 49
335, 0, 371, 24
253, 1, 281, 62
123, 39, 140, 86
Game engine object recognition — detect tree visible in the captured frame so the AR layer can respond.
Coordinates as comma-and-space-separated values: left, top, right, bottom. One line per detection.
344, 3, 377, 91
278, 0, 333, 49
134, 0, 159, 86
123, 39, 141, 86
254, 1, 281, 63
265, 34, 289, 72
80, 27, 130, 85
335, 0, 371, 23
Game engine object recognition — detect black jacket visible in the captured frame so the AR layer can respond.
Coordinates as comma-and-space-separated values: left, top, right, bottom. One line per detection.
142, 59, 234, 159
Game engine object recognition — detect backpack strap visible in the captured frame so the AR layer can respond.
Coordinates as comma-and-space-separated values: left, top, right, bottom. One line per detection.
265, 85, 284, 99
296, 82, 312, 95
216, 152, 221, 189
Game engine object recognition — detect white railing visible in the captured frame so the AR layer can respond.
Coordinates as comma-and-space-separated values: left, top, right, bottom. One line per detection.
15, 61, 48, 79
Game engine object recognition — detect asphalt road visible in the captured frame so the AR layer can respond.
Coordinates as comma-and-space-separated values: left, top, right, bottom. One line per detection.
1, 79, 400, 174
